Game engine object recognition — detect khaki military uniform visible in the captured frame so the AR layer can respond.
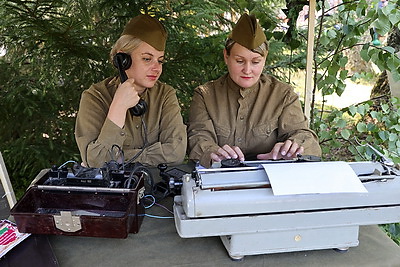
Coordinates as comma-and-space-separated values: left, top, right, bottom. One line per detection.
75, 77, 187, 168
188, 73, 321, 167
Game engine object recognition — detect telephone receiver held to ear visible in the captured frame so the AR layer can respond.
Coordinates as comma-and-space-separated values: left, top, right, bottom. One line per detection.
113, 52, 147, 117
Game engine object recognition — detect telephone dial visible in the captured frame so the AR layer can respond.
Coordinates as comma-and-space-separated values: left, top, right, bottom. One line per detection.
113, 52, 147, 116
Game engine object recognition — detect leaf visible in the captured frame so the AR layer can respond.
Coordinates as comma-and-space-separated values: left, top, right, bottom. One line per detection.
273, 31, 284, 40
388, 13, 400, 25
391, 97, 400, 106
387, 55, 397, 71
357, 104, 366, 115
327, 29, 337, 38
356, 122, 367, 132
367, 123, 377, 132
335, 80, 346, 96
320, 35, 330, 46
382, 46, 396, 54
336, 119, 347, 128
374, 55, 387, 72
349, 105, 357, 116
339, 56, 348, 67
356, 5, 366, 17
381, 103, 390, 113
339, 70, 348, 80
320, 59, 331, 69
341, 129, 351, 140
360, 49, 370, 62
390, 66, 400, 82
389, 141, 397, 150
390, 125, 400, 131
348, 145, 358, 155
289, 39, 301, 50
378, 131, 388, 141
370, 111, 379, 119
324, 74, 337, 85
389, 133, 399, 142
328, 62, 340, 75
373, 14, 391, 36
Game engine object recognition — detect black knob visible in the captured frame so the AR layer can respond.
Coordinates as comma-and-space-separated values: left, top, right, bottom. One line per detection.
158, 163, 168, 171
221, 158, 242, 168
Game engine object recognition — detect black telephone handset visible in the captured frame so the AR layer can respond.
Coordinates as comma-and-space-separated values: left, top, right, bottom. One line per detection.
113, 52, 147, 117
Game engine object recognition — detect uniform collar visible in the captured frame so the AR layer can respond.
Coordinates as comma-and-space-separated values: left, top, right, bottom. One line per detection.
226, 74, 260, 97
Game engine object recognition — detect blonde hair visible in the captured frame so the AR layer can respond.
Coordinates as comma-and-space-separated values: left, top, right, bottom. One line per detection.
224, 38, 268, 57
109, 35, 143, 63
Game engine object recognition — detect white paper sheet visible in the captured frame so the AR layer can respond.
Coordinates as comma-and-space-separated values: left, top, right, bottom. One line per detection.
262, 161, 368, 196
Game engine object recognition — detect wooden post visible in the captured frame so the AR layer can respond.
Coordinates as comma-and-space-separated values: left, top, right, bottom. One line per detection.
0, 152, 17, 209
304, 0, 316, 121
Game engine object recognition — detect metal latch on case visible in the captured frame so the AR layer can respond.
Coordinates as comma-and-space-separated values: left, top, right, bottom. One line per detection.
137, 186, 145, 204
53, 211, 82, 232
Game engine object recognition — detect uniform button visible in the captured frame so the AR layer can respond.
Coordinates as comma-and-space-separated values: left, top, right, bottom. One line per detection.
120, 132, 125, 136
237, 137, 242, 143
240, 116, 244, 120
136, 125, 140, 129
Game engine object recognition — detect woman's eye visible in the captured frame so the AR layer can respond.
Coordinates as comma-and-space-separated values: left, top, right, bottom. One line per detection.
143, 57, 152, 62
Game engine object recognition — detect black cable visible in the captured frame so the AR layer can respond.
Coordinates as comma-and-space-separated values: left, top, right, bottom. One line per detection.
109, 144, 125, 165
131, 164, 155, 194
124, 175, 138, 189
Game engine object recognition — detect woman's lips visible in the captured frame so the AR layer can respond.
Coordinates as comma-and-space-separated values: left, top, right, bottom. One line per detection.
147, 75, 158, 81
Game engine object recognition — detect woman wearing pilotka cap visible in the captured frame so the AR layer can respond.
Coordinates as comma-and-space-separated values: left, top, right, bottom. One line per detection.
75, 14, 186, 168
187, 13, 321, 168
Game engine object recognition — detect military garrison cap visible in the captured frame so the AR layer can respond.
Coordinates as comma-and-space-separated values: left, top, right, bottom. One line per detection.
229, 13, 266, 50
122, 14, 167, 51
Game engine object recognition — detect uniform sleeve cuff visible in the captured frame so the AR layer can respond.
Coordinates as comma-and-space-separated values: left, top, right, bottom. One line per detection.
97, 117, 126, 147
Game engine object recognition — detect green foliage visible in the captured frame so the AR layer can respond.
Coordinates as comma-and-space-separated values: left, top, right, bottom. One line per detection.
380, 223, 400, 245
315, 97, 400, 163
294, 0, 400, 123
0, 0, 110, 196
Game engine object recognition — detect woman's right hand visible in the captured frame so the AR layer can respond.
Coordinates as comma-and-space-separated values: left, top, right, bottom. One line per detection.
108, 78, 140, 128
113, 78, 141, 111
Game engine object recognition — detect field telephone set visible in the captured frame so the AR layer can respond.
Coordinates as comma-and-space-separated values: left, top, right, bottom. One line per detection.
113, 52, 147, 116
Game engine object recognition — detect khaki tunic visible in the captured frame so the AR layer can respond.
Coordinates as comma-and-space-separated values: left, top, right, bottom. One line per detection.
188, 74, 321, 167
75, 77, 187, 168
